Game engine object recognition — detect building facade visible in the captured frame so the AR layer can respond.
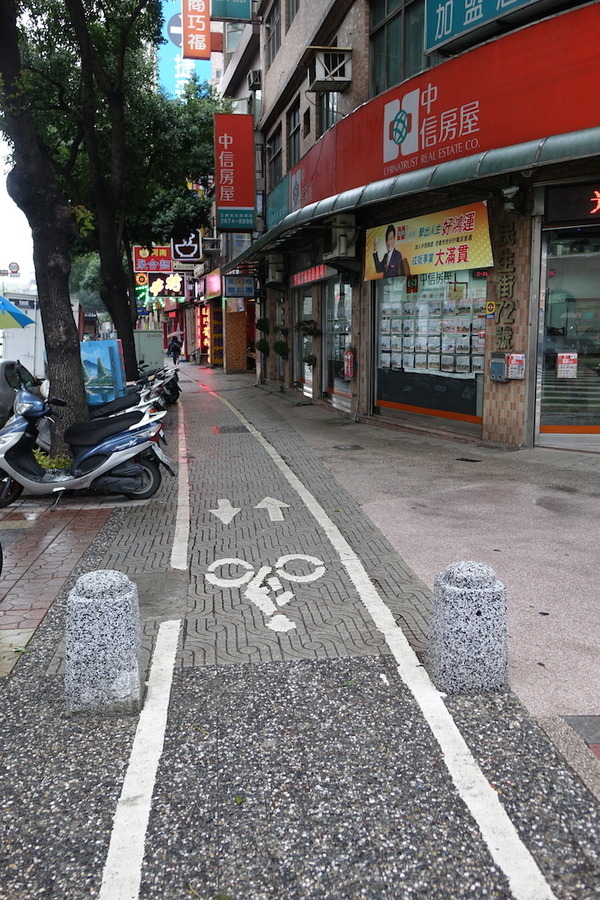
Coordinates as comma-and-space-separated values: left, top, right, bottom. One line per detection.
217, 0, 600, 451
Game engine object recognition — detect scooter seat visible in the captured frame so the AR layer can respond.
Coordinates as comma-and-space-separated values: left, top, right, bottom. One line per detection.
88, 392, 141, 419
64, 410, 144, 448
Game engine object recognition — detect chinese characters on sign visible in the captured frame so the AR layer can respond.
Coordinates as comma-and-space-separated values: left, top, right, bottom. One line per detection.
382, 84, 480, 174
214, 114, 256, 231
181, 0, 210, 60
557, 353, 578, 379
223, 275, 256, 297
133, 245, 173, 272
148, 272, 185, 298
494, 220, 517, 351
365, 202, 493, 280
426, 0, 535, 54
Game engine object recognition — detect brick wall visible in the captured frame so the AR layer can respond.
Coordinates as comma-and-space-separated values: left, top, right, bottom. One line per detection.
223, 310, 248, 373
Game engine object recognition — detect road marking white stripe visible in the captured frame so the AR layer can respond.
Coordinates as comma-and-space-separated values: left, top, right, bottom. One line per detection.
216, 392, 557, 900
99, 619, 181, 900
170, 401, 189, 570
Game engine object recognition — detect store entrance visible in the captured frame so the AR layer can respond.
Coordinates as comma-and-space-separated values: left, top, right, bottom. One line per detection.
537, 227, 600, 447
323, 278, 352, 413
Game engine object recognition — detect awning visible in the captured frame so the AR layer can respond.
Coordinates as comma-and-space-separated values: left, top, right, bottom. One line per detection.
223, 126, 600, 272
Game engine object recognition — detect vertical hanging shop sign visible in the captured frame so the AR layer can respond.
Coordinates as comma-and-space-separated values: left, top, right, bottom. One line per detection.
214, 114, 256, 231
181, 0, 210, 60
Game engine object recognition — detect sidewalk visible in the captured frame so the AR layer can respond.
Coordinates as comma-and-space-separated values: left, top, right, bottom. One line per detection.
0, 364, 599, 899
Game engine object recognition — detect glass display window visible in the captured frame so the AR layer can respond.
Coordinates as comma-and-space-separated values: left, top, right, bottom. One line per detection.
375, 271, 487, 421
377, 272, 486, 378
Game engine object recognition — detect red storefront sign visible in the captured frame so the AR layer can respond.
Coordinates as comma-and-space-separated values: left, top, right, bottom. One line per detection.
133, 245, 172, 272
291, 265, 337, 287
289, 6, 600, 209
214, 114, 256, 231
182, 0, 210, 60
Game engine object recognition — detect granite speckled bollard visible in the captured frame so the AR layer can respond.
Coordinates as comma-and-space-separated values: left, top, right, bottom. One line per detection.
427, 561, 507, 694
65, 570, 143, 716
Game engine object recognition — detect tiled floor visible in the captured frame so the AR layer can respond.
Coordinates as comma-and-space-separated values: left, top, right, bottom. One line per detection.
0, 500, 112, 676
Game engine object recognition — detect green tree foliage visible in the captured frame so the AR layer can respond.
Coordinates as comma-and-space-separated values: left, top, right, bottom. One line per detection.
70, 254, 102, 312
2, 1, 229, 381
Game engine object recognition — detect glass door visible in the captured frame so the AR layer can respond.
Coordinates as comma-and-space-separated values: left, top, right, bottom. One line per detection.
323, 279, 352, 412
293, 287, 314, 397
537, 227, 600, 447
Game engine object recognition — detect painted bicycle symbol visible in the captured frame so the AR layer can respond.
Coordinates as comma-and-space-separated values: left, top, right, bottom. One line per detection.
205, 554, 326, 632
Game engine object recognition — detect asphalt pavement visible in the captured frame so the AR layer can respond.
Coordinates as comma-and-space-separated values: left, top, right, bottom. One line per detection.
0, 363, 599, 900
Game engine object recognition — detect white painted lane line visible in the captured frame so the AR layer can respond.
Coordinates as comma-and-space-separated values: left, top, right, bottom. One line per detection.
171, 401, 189, 570
215, 392, 557, 900
99, 619, 181, 900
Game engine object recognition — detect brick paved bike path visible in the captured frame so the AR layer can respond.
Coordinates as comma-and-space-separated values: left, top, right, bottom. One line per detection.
0, 373, 598, 899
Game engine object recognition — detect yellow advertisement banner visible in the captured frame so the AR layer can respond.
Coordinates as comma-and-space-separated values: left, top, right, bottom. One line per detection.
365, 202, 494, 280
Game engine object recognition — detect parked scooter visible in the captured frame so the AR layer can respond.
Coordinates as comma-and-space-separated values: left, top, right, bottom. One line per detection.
0, 379, 174, 508
137, 359, 180, 405
88, 388, 164, 420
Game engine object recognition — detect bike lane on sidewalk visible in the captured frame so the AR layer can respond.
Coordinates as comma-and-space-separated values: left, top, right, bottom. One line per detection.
0, 373, 598, 899
137, 374, 598, 900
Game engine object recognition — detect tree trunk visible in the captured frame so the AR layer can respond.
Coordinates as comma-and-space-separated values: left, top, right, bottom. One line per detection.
0, 0, 89, 453
63, 0, 140, 381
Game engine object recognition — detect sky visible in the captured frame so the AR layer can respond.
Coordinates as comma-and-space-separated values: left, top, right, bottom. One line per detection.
0, 142, 36, 293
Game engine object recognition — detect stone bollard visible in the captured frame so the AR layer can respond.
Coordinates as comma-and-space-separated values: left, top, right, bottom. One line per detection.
427, 561, 507, 694
65, 570, 143, 716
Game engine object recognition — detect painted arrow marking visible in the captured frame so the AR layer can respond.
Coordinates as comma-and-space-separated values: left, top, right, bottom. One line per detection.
210, 498, 241, 525
255, 496, 290, 522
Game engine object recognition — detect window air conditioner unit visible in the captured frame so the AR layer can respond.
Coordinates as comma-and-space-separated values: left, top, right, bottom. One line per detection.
322, 214, 356, 261
307, 48, 352, 92
247, 69, 262, 91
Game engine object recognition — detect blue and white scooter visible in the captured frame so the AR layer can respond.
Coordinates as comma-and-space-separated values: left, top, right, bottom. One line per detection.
0, 382, 174, 508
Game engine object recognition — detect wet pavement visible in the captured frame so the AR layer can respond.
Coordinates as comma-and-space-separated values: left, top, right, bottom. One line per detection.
0, 364, 599, 899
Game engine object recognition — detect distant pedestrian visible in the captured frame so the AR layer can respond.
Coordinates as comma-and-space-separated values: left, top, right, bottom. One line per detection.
167, 336, 182, 365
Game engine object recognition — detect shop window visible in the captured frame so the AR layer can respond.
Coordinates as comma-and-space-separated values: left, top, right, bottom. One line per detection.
370, 0, 428, 96
266, 1, 281, 67
375, 272, 486, 420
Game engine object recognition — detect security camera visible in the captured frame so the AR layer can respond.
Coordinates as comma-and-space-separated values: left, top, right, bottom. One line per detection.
501, 186, 519, 201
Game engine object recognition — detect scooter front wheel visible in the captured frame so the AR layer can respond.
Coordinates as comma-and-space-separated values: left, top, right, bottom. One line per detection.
0, 474, 24, 508
121, 458, 161, 500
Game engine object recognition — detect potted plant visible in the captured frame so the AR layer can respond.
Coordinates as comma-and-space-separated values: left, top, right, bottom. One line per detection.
303, 353, 318, 369
273, 340, 290, 359
256, 337, 270, 355
256, 317, 270, 334
295, 319, 321, 337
